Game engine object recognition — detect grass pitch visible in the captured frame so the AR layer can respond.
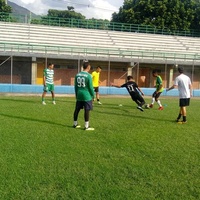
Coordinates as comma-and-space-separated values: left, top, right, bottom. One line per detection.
0, 95, 199, 199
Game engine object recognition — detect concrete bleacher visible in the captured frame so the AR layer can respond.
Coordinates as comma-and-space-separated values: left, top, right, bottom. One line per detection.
0, 21, 200, 62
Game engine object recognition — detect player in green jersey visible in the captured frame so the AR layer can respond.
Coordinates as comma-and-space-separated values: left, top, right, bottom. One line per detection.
73, 60, 95, 130
42, 63, 56, 105
149, 69, 164, 110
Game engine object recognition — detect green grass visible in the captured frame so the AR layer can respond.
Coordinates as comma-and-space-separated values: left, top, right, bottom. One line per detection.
0, 95, 199, 200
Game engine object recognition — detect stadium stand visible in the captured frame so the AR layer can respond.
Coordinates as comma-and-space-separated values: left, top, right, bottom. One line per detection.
0, 21, 200, 65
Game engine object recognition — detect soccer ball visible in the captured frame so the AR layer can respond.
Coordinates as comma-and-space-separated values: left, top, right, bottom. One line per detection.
145, 104, 150, 109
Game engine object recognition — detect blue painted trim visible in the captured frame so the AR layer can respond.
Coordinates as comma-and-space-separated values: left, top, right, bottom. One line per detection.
0, 84, 200, 97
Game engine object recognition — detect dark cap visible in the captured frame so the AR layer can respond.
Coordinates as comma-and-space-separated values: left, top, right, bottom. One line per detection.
178, 66, 184, 73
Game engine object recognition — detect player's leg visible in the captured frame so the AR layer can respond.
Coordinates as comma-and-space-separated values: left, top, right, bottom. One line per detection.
177, 98, 189, 123
95, 87, 102, 104
73, 101, 82, 128
149, 91, 156, 108
176, 107, 182, 122
155, 92, 163, 110
51, 91, 56, 104
84, 101, 94, 130
42, 86, 47, 105
50, 84, 56, 104
132, 95, 144, 112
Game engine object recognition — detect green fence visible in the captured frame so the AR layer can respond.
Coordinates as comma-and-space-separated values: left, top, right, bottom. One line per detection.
0, 42, 200, 63
0, 12, 200, 37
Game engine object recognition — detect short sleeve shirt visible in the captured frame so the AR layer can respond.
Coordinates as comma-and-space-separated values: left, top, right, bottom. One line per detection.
174, 74, 191, 98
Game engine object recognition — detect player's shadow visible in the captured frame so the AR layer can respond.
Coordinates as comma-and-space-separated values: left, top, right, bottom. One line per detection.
0, 113, 66, 127
0, 98, 38, 104
94, 106, 172, 122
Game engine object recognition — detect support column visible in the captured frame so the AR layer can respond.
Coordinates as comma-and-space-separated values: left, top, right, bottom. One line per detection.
31, 57, 37, 84
128, 62, 134, 76
169, 67, 174, 87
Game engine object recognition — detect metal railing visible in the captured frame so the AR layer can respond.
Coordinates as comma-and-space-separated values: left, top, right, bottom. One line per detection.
0, 12, 200, 37
0, 42, 199, 63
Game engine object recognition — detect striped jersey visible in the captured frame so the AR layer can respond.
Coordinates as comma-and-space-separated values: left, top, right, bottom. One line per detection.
43, 68, 54, 84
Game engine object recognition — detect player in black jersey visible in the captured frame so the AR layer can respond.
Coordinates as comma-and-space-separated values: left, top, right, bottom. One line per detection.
111, 76, 146, 111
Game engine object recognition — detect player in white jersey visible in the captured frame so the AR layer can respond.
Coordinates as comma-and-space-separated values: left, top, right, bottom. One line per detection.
167, 66, 192, 124
42, 63, 56, 105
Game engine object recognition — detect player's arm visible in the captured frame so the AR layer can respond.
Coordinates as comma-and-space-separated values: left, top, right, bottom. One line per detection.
43, 71, 46, 86
110, 82, 121, 88
137, 87, 144, 96
166, 84, 177, 92
189, 83, 193, 97
88, 76, 95, 99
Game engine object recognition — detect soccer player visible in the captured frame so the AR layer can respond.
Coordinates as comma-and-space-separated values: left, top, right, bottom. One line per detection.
91, 66, 102, 105
73, 60, 95, 130
167, 66, 192, 124
149, 69, 164, 110
42, 63, 56, 105
111, 75, 146, 111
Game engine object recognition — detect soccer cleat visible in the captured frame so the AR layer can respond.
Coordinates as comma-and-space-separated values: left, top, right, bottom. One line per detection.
73, 125, 81, 128
149, 104, 153, 108
177, 121, 187, 124
137, 106, 144, 112
176, 119, 181, 122
158, 106, 164, 110
84, 127, 95, 131
98, 101, 102, 105
42, 101, 46, 105
52, 101, 56, 105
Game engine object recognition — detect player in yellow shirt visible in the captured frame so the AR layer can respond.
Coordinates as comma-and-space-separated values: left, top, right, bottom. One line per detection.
91, 66, 102, 105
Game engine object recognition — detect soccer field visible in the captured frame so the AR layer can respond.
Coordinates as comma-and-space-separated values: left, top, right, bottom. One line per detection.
0, 95, 199, 199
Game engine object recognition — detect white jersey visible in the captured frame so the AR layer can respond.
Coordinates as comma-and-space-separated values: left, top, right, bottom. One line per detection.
174, 74, 191, 98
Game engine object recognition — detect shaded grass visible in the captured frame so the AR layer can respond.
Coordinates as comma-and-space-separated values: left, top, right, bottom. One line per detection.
0, 95, 199, 199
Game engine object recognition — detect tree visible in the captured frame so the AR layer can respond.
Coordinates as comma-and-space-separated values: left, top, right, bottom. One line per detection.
47, 9, 85, 20
111, 0, 200, 31
0, 0, 12, 13
191, 0, 200, 30
0, 0, 12, 21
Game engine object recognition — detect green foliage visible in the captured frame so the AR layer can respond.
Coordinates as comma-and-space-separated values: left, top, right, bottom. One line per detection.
47, 9, 85, 20
0, 0, 12, 13
0, 96, 200, 199
0, 0, 12, 22
112, 0, 200, 32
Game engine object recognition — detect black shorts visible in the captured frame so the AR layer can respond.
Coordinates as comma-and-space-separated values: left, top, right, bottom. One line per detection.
152, 91, 162, 99
94, 87, 99, 92
76, 100, 93, 110
131, 93, 145, 104
179, 98, 190, 107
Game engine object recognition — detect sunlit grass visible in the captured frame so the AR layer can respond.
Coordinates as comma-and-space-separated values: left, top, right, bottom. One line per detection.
0, 95, 199, 199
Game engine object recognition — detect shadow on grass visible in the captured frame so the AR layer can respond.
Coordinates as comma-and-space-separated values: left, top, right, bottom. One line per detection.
94, 106, 173, 123
0, 98, 38, 104
0, 113, 66, 127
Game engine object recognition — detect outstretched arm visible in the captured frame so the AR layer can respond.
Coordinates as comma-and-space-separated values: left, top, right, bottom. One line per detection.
166, 85, 176, 92
110, 82, 121, 88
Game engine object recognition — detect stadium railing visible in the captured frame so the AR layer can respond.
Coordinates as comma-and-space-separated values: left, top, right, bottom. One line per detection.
0, 12, 200, 38
0, 42, 199, 64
